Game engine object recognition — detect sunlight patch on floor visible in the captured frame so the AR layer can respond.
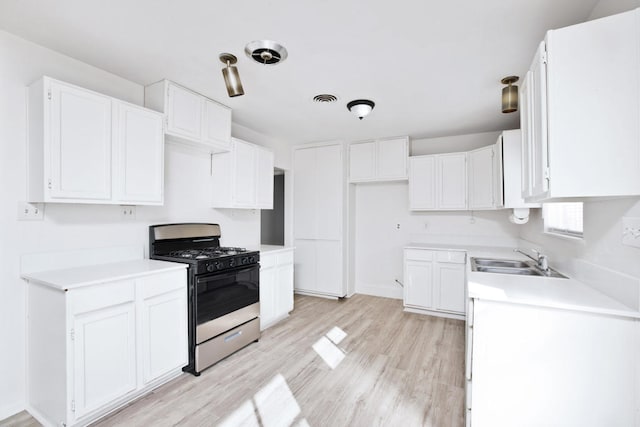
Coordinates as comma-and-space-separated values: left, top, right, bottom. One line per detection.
312, 326, 348, 369
217, 374, 308, 427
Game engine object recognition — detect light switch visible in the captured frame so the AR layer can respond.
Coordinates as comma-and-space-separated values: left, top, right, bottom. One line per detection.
622, 217, 640, 248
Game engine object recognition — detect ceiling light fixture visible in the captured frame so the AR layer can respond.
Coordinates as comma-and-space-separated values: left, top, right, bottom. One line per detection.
501, 76, 519, 113
219, 53, 244, 97
347, 99, 375, 120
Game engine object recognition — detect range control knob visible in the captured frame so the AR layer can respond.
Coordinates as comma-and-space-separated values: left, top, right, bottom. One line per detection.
242, 256, 249, 265
249, 256, 256, 263
215, 261, 223, 270
229, 258, 235, 267
206, 264, 215, 272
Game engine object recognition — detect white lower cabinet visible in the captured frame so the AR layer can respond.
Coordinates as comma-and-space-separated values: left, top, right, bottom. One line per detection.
403, 248, 466, 318
466, 298, 639, 426
259, 249, 294, 330
26, 268, 187, 427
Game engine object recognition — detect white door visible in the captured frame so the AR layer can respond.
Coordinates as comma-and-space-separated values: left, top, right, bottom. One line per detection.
438, 153, 467, 209
435, 263, 466, 314
404, 261, 433, 309
377, 138, 408, 179
256, 148, 274, 209
349, 141, 376, 181
233, 140, 257, 207
140, 289, 187, 384
49, 81, 112, 200
202, 99, 231, 151
409, 156, 436, 210
259, 265, 277, 329
166, 83, 202, 140
293, 148, 317, 239
72, 303, 136, 418
315, 144, 343, 240
530, 42, 549, 198
468, 146, 495, 209
115, 102, 164, 204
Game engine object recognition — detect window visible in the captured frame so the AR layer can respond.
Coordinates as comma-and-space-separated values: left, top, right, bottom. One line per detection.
543, 202, 584, 239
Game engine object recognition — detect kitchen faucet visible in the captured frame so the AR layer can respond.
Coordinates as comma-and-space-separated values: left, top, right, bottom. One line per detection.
514, 248, 549, 271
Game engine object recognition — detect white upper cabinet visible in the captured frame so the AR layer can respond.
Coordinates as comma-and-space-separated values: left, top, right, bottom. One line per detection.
521, 9, 640, 201
438, 153, 467, 210
145, 80, 231, 153
501, 129, 540, 209
114, 102, 164, 204
468, 141, 504, 210
28, 77, 164, 205
211, 138, 274, 209
349, 136, 408, 182
410, 153, 467, 211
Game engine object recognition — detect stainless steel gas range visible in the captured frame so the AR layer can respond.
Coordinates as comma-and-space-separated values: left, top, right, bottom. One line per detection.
149, 223, 260, 375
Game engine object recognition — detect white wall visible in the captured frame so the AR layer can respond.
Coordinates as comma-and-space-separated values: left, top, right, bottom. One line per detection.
0, 30, 262, 419
353, 181, 520, 299
588, 0, 639, 19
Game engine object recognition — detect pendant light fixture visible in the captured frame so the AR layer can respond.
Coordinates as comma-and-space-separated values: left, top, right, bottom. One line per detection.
219, 53, 244, 97
347, 99, 375, 120
501, 76, 519, 113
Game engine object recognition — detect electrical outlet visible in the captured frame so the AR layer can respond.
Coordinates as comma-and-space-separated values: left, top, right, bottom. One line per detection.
622, 217, 640, 248
121, 205, 136, 220
17, 202, 44, 221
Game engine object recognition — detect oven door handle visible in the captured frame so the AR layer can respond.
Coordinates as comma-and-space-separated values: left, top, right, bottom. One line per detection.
195, 264, 259, 285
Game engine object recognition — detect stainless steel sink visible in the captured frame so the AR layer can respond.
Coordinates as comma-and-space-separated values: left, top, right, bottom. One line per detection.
470, 257, 568, 279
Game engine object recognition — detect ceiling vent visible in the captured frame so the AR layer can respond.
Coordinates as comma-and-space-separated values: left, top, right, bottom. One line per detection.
313, 94, 338, 103
245, 40, 288, 65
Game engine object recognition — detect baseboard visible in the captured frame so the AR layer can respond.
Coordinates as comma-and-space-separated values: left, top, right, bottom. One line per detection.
355, 284, 403, 300
0, 401, 25, 422
404, 307, 465, 320
294, 290, 340, 300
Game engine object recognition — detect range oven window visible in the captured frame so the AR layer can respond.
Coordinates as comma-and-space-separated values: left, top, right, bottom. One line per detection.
195, 265, 259, 324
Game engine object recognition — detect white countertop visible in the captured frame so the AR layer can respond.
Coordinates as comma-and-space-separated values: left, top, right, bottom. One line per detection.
259, 245, 294, 254
406, 243, 640, 319
22, 259, 187, 291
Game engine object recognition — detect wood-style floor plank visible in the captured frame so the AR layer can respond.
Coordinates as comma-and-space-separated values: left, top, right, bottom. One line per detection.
1, 294, 465, 427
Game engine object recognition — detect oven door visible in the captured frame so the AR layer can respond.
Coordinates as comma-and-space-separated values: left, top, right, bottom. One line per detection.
195, 264, 259, 344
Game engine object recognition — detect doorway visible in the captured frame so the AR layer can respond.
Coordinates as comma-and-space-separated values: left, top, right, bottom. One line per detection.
261, 168, 285, 245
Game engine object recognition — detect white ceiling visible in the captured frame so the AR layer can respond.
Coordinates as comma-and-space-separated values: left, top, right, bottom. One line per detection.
0, 0, 599, 144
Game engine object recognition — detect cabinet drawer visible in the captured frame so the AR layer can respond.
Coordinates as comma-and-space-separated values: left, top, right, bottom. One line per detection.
260, 253, 277, 269
139, 269, 186, 299
70, 280, 135, 314
436, 251, 466, 264
276, 250, 294, 265
404, 249, 434, 261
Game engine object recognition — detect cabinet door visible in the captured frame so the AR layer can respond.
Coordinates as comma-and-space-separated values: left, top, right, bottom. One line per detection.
277, 261, 294, 314
115, 102, 164, 204
315, 144, 343, 240
293, 239, 316, 293
377, 138, 408, 180
409, 156, 436, 210
259, 265, 277, 329
520, 72, 534, 199
404, 260, 433, 309
349, 141, 376, 182
438, 153, 467, 209
529, 42, 549, 198
233, 140, 257, 207
49, 81, 112, 200
256, 148, 274, 209
315, 240, 344, 297
435, 263, 466, 314
166, 83, 202, 141
140, 288, 187, 384
72, 302, 137, 418
468, 146, 495, 209
202, 99, 231, 151
293, 148, 317, 239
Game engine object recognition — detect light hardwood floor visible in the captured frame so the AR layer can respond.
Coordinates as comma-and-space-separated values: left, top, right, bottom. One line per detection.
2, 294, 465, 427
